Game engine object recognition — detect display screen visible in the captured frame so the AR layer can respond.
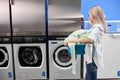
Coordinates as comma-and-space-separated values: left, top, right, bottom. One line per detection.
107, 21, 120, 33
84, 21, 120, 33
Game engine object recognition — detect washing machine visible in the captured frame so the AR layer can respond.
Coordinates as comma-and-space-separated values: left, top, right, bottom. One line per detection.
13, 36, 47, 80
0, 37, 14, 80
49, 36, 81, 80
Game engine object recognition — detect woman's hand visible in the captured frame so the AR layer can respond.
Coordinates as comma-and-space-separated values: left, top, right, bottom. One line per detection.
64, 40, 69, 46
64, 39, 73, 46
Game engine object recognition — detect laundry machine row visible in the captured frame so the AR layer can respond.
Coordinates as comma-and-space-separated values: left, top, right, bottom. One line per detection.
0, 36, 48, 80
0, 36, 81, 80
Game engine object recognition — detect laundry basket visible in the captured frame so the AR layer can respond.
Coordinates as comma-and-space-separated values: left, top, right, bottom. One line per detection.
67, 43, 86, 55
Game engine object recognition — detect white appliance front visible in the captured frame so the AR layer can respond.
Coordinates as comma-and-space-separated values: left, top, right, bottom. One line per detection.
13, 43, 47, 80
49, 40, 81, 80
83, 34, 120, 79
98, 34, 120, 79
0, 44, 14, 80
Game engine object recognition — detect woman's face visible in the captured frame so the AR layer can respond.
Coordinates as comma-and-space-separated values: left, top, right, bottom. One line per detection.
88, 12, 94, 25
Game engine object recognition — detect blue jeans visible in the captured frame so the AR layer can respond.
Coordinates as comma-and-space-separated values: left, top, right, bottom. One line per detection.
85, 60, 98, 80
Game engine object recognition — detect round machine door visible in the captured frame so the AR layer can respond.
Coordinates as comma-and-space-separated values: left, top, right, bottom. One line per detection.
0, 48, 8, 67
53, 45, 74, 67
19, 46, 42, 67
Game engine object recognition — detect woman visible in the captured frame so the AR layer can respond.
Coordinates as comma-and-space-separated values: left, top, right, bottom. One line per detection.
64, 5, 107, 80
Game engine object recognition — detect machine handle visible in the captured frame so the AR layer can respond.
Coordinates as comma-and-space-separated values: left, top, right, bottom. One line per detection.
10, 0, 14, 5
108, 34, 120, 39
56, 37, 66, 40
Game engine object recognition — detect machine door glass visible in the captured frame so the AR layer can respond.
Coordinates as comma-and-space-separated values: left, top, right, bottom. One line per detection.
18, 46, 42, 67
12, 0, 45, 36
53, 46, 74, 67
0, 47, 8, 67
0, 0, 11, 36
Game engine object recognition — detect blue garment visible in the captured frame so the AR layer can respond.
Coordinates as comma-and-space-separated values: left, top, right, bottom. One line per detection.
85, 60, 98, 80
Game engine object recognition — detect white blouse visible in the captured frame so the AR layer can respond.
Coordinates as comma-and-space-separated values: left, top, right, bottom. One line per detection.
87, 24, 105, 68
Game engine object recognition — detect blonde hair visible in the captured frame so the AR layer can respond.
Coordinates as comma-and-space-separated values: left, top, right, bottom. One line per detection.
89, 5, 107, 33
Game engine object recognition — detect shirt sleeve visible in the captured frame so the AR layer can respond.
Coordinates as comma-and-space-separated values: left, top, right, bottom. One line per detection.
87, 25, 103, 43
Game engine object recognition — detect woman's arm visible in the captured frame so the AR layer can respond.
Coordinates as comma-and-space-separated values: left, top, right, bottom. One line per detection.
64, 37, 93, 46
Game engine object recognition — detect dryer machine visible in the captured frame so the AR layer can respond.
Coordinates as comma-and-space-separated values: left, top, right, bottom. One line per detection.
47, 0, 82, 79
49, 36, 81, 80
13, 36, 47, 80
0, 37, 14, 80
0, 0, 14, 79
11, 0, 47, 79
